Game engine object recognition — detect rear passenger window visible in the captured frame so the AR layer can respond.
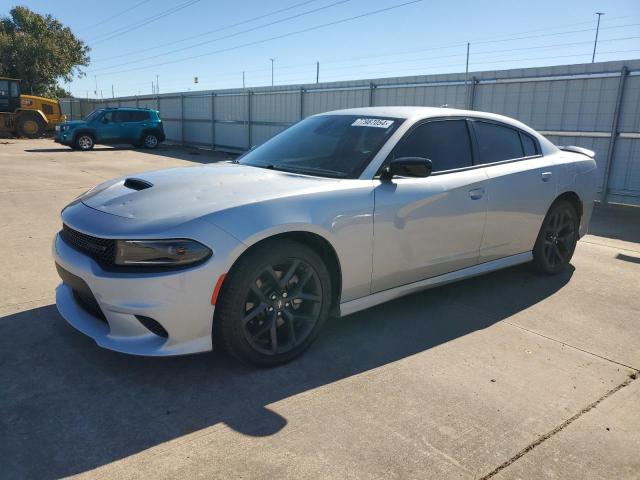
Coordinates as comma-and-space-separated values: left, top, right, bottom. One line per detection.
393, 120, 473, 173
520, 132, 538, 157
474, 121, 524, 163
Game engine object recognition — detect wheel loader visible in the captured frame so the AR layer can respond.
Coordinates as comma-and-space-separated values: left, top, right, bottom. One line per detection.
0, 77, 66, 138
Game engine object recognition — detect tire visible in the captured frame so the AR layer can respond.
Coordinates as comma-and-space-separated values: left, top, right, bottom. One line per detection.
215, 239, 333, 367
142, 132, 159, 149
16, 114, 46, 138
531, 199, 579, 275
74, 134, 94, 151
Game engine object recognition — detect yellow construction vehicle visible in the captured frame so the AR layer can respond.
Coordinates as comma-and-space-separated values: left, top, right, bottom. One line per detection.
0, 77, 66, 138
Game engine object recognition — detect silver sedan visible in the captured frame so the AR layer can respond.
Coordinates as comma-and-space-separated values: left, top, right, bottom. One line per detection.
53, 107, 597, 366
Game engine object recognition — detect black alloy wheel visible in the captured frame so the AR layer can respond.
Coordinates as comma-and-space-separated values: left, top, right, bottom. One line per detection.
532, 200, 578, 274
215, 239, 332, 366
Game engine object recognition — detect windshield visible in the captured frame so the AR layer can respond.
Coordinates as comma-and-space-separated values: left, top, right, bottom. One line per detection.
239, 114, 402, 178
83, 110, 103, 122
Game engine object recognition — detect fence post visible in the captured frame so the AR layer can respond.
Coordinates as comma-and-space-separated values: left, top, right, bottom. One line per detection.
180, 94, 185, 146
369, 83, 376, 106
468, 76, 478, 110
600, 66, 629, 205
135, 96, 139, 108
300, 87, 305, 120
247, 90, 252, 149
211, 93, 216, 151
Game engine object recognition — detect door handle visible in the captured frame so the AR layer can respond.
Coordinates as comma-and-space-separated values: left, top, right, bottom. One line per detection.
541, 171, 553, 182
468, 187, 485, 200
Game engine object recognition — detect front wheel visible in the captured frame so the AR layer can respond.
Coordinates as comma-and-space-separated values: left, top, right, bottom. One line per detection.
74, 134, 94, 151
532, 200, 579, 275
215, 239, 332, 366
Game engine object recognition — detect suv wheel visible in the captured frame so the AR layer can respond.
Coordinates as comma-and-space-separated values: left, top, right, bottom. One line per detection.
215, 239, 332, 366
143, 133, 159, 149
75, 134, 95, 151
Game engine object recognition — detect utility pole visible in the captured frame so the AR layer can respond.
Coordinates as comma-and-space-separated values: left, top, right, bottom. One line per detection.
111, 84, 115, 98
93, 76, 98, 96
270, 58, 275, 86
156, 74, 160, 94
465, 42, 470, 85
316, 61, 319, 83
242, 71, 245, 89
592, 12, 605, 63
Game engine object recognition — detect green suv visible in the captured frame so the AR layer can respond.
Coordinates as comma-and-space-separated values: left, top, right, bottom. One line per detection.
54, 107, 165, 151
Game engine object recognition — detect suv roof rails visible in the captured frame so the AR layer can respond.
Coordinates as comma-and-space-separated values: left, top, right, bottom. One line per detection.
559, 145, 595, 158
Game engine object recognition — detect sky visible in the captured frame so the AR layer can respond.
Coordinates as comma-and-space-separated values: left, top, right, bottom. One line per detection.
6, 0, 640, 98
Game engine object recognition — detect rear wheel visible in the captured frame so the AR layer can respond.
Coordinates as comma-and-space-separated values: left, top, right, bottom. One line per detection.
215, 239, 332, 366
143, 133, 159, 149
532, 200, 579, 275
16, 114, 46, 138
74, 134, 95, 151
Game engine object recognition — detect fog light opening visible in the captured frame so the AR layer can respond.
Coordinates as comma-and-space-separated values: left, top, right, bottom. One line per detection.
135, 315, 169, 338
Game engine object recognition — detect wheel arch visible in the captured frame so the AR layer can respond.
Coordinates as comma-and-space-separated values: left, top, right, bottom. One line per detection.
16, 109, 47, 124
553, 190, 583, 220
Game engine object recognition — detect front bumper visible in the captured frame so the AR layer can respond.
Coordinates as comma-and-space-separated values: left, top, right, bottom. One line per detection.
54, 131, 72, 145
53, 232, 226, 356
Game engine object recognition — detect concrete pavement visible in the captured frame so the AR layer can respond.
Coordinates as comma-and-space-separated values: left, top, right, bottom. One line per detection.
0, 139, 638, 479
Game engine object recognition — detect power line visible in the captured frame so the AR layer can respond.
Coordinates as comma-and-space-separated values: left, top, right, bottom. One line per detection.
91, 0, 355, 72
90, 0, 202, 45
77, 0, 153, 32
87, 0, 425, 76
92, 0, 324, 63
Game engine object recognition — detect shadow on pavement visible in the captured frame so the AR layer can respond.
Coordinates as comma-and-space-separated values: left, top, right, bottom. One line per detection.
0, 263, 573, 479
589, 204, 640, 244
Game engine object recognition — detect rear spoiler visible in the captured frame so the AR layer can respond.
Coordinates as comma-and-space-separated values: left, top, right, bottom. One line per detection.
559, 145, 596, 159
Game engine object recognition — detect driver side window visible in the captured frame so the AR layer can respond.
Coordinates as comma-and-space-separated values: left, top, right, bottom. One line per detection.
393, 119, 473, 173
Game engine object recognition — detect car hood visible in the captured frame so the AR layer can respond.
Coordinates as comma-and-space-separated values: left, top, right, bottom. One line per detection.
81, 163, 342, 222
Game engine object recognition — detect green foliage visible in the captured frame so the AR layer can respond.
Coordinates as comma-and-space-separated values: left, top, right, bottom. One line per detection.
0, 6, 90, 98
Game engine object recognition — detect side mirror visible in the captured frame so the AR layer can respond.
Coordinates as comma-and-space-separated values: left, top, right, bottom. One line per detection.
102, 117, 109, 123
381, 157, 433, 180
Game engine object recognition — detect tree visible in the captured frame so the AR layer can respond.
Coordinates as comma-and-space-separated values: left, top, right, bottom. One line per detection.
0, 6, 90, 98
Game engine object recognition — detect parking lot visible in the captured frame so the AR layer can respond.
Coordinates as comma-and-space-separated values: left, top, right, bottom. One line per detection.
1, 138, 639, 479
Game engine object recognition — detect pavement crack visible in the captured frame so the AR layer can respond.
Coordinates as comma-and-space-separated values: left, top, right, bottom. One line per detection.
505, 321, 638, 370
478, 374, 637, 480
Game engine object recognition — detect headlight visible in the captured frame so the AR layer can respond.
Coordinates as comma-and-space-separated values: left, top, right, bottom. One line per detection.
115, 239, 212, 266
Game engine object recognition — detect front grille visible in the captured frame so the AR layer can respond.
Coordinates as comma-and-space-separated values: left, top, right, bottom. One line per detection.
60, 224, 115, 266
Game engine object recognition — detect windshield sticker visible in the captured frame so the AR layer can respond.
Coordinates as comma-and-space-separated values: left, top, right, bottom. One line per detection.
351, 118, 394, 128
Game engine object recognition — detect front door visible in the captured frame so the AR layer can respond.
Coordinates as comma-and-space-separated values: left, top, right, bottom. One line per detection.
372, 119, 488, 292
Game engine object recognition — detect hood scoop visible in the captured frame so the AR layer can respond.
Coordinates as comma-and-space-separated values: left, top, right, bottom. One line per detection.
123, 178, 153, 191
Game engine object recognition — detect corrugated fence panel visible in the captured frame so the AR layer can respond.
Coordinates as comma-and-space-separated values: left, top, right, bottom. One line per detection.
159, 96, 181, 119
375, 84, 467, 108
183, 120, 211, 146
303, 88, 369, 116
215, 94, 248, 121
252, 91, 300, 123
608, 138, 640, 204
184, 95, 211, 120
215, 123, 248, 149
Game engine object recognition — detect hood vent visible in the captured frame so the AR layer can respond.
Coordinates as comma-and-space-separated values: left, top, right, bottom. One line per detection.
124, 178, 153, 191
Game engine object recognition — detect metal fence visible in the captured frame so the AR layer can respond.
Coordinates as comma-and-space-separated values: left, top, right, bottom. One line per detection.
61, 59, 640, 206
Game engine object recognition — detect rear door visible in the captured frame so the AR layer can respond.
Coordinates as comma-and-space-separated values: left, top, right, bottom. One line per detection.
371, 119, 488, 292
121, 110, 150, 142
470, 120, 557, 261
